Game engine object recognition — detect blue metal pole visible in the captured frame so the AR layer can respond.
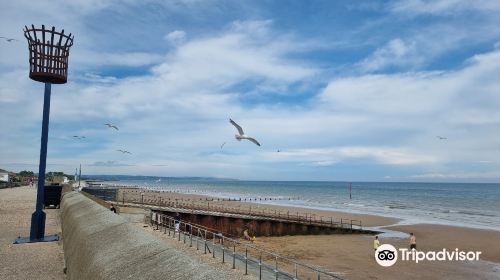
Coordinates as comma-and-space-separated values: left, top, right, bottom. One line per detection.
30, 82, 51, 240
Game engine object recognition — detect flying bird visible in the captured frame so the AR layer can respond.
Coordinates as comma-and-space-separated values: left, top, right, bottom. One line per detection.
220, 142, 226, 149
116, 149, 132, 154
0, 37, 18, 42
436, 136, 447, 140
105, 123, 119, 130
72, 135, 86, 140
229, 118, 261, 146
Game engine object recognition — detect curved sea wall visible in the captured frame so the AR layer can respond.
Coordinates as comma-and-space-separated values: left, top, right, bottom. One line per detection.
61, 191, 226, 280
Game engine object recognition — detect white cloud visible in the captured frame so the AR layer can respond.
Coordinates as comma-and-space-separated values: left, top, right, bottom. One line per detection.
90, 161, 134, 167
72, 51, 164, 68
311, 161, 337, 167
3, 1, 500, 181
339, 147, 436, 165
4, 46, 500, 179
390, 0, 500, 16
358, 38, 422, 72
164, 30, 186, 45
230, 20, 273, 36
319, 71, 453, 115
409, 171, 500, 180
264, 146, 437, 166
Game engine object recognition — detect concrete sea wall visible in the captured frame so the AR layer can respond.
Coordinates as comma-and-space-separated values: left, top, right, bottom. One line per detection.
61, 191, 227, 280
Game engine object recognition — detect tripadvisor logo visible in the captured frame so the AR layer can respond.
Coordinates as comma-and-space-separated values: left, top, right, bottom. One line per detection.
375, 244, 482, 267
375, 244, 398, 267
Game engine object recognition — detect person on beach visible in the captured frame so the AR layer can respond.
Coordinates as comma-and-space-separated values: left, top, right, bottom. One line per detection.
216, 232, 224, 244
409, 232, 416, 250
374, 236, 380, 251
243, 229, 251, 241
110, 204, 116, 213
174, 213, 180, 232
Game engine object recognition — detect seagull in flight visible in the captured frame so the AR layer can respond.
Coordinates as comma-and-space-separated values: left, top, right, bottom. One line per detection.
105, 123, 119, 130
72, 135, 86, 140
116, 149, 132, 154
0, 37, 18, 42
229, 118, 261, 146
436, 136, 447, 140
220, 142, 226, 149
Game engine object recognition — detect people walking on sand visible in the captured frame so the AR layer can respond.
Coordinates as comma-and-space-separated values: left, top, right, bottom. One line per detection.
374, 236, 380, 251
410, 232, 416, 250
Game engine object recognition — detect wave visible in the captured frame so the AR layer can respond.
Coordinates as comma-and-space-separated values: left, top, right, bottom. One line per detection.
456, 210, 497, 217
385, 202, 412, 210
104, 179, 500, 231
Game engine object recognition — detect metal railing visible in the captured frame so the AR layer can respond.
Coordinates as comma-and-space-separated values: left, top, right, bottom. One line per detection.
82, 186, 362, 230
151, 212, 345, 280
122, 191, 362, 230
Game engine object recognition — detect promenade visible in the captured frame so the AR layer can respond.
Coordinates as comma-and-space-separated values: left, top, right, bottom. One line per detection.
0, 186, 65, 280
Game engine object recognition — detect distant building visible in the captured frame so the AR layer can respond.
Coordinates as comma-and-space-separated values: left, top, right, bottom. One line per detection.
50, 175, 69, 184
0, 172, 9, 183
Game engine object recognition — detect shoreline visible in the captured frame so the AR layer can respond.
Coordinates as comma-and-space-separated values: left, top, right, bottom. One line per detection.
120, 187, 399, 227
116, 184, 500, 279
120, 186, 500, 257
115, 184, 500, 232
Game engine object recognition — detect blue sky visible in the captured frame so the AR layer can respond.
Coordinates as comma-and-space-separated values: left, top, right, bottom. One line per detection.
1, 0, 500, 181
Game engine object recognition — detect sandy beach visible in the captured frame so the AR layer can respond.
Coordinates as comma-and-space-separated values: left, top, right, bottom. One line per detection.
122, 188, 399, 227
0, 186, 65, 280
122, 188, 500, 280
256, 233, 500, 280
386, 224, 500, 263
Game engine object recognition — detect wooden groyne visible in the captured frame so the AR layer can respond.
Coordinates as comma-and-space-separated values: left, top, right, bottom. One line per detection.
82, 187, 379, 238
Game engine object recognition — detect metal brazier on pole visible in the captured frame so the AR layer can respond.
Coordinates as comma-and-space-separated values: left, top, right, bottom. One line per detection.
15, 25, 74, 244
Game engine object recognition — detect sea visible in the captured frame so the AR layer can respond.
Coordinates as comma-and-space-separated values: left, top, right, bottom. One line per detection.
92, 176, 500, 232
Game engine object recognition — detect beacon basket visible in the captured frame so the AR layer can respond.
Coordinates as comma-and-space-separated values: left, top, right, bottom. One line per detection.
23, 24, 74, 84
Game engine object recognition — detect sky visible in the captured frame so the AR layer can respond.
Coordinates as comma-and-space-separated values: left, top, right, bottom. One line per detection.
1, 0, 500, 182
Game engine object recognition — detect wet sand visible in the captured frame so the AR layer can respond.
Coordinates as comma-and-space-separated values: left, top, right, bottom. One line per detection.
386, 224, 500, 263
256, 233, 500, 280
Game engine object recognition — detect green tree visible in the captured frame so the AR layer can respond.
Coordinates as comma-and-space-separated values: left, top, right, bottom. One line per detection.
19, 170, 35, 177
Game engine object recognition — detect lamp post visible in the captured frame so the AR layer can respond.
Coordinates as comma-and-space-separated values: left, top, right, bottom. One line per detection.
15, 25, 74, 244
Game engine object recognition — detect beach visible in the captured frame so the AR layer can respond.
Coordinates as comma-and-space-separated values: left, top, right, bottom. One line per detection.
122, 188, 399, 227
121, 187, 500, 279
256, 232, 500, 280
113, 180, 500, 231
